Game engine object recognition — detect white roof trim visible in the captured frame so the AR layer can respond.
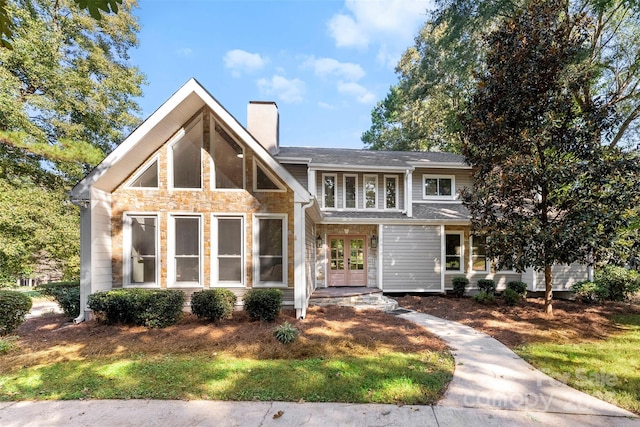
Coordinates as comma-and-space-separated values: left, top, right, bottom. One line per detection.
309, 164, 410, 173
407, 162, 471, 169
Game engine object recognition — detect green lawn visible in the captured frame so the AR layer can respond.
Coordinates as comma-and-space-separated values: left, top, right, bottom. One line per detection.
515, 314, 640, 414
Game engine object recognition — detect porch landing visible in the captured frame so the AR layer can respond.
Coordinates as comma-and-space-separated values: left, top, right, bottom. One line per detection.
309, 287, 398, 311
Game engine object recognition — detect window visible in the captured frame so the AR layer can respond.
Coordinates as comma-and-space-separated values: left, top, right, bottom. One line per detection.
254, 160, 285, 192
445, 233, 463, 272
344, 175, 357, 209
471, 235, 488, 272
385, 175, 398, 209
124, 215, 158, 285
170, 216, 201, 285
171, 121, 202, 189
323, 174, 337, 208
423, 175, 454, 199
128, 159, 158, 188
255, 215, 287, 285
213, 124, 244, 189
213, 216, 244, 285
364, 175, 377, 209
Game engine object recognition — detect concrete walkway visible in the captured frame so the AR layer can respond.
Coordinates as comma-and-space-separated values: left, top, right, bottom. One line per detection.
2, 307, 638, 426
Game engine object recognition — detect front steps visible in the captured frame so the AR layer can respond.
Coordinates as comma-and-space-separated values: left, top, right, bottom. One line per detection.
309, 288, 398, 311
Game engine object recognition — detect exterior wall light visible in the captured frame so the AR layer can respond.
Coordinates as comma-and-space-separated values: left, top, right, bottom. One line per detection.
316, 235, 323, 248
370, 235, 378, 249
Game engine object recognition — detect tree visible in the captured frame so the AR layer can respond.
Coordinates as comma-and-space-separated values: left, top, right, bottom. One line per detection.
460, 0, 640, 316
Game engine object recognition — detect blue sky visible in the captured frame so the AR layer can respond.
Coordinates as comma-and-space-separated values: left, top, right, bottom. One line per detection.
130, 0, 434, 149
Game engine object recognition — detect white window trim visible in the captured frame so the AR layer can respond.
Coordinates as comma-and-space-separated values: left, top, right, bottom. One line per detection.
445, 231, 464, 274
253, 159, 286, 192
423, 174, 456, 200
168, 115, 203, 191
210, 117, 246, 191
253, 213, 288, 288
343, 174, 358, 210
125, 155, 160, 190
470, 235, 489, 273
322, 173, 338, 209
123, 212, 160, 288
363, 174, 378, 210
168, 213, 203, 288
384, 175, 399, 210
211, 213, 246, 287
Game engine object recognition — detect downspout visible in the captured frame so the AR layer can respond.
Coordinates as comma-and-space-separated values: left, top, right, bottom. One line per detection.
70, 197, 90, 323
296, 196, 316, 320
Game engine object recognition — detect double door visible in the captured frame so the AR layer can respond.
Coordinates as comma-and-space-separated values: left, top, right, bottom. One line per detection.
328, 235, 366, 286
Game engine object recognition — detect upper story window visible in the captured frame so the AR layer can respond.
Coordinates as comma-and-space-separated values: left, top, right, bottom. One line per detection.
254, 160, 285, 192
385, 175, 398, 209
344, 175, 357, 209
127, 158, 158, 189
323, 174, 337, 208
170, 119, 202, 189
213, 123, 244, 189
364, 175, 378, 209
423, 175, 454, 199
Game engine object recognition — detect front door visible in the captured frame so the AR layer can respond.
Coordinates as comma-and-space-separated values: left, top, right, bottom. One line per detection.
328, 235, 366, 286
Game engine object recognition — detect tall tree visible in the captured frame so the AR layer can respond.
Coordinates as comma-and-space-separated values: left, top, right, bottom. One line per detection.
460, 0, 640, 316
0, 0, 144, 283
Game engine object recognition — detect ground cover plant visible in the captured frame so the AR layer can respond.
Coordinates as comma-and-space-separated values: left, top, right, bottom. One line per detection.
0, 306, 452, 404
398, 295, 640, 414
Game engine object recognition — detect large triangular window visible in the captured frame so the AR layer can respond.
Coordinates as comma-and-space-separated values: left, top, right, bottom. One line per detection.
127, 158, 158, 188
254, 160, 285, 192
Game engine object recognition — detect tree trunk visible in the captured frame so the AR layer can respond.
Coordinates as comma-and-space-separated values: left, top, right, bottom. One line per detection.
544, 264, 553, 317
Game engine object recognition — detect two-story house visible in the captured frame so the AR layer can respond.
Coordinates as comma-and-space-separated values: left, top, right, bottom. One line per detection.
70, 79, 587, 320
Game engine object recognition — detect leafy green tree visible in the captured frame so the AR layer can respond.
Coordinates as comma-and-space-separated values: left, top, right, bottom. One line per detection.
460, 0, 640, 316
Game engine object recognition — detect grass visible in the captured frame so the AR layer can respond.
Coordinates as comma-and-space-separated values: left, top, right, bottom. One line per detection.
515, 313, 640, 414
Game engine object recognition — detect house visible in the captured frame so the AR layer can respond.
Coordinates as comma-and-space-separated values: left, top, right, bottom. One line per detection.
70, 78, 587, 320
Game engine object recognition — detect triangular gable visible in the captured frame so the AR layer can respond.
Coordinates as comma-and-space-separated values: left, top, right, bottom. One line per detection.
70, 78, 311, 203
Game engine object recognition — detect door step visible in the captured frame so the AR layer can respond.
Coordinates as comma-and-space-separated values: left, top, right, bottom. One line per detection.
310, 293, 399, 312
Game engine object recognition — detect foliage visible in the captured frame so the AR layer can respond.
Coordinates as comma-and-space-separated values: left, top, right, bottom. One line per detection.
473, 290, 495, 304
190, 289, 237, 322
507, 281, 528, 297
0, 289, 31, 335
273, 321, 298, 344
476, 279, 496, 295
503, 288, 521, 306
594, 266, 640, 302
452, 276, 469, 298
571, 280, 609, 303
242, 289, 283, 322
460, 0, 640, 315
88, 289, 185, 328
36, 281, 80, 318
0, 335, 19, 354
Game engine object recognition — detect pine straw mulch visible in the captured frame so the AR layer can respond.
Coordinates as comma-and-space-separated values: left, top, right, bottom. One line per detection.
396, 295, 640, 348
1, 306, 447, 374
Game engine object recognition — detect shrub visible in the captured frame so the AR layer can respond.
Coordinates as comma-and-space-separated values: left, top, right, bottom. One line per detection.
571, 280, 609, 304
507, 281, 527, 297
473, 290, 494, 304
191, 289, 237, 322
0, 290, 32, 335
595, 266, 640, 302
243, 288, 283, 321
477, 279, 496, 295
274, 321, 298, 344
0, 336, 19, 354
36, 281, 80, 318
452, 277, 469, 298
88, 289, 185, 328
503, 288, 520, 306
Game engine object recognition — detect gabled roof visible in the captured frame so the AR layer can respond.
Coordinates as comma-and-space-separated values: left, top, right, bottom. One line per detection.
275, 147, 468, 171
70, 78, 311, 203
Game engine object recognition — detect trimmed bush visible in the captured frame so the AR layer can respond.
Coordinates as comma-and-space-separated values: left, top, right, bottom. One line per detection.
507, 281, 528, 297
503, 288, 520, 306
477, 279, 496, 295
191, 289, 237, 322
36, 281, 80, 318
243, 288, 283, 321
595, 266, 640, 302
0, 290, 32, 335
274, 321, 298, 344
473, 290, 494, 304
571, 280, 609, 304
88, 289, 185, 328
452, 276, 469, 298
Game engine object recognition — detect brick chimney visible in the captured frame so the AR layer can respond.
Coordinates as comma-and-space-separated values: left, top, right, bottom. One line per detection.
247, 101, 279, 155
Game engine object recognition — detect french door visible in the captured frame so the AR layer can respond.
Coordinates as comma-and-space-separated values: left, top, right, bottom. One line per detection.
328, 235, 366, 286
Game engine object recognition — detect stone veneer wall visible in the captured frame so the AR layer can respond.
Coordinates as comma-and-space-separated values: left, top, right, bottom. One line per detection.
111, 108, 295, 290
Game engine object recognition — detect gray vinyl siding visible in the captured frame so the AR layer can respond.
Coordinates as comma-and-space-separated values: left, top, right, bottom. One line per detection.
412, 168, 473, 201
534, 264, 588, 291
282, 164, 308, 189
382, 225, 441, 291
315, 172, 404, 211
305, 212, 316, 297
91, 188, 113, 292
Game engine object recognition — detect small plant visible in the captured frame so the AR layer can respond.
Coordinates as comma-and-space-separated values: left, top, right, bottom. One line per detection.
506, 281, 527, 297
0, 336, 19, 355
503, 288, 520, 306
452, 277, 469, 298
274, 321, 298, 344
0, 290, 32, 335
571, 280, 608, 304
191, 289, 237, 322
243, 288, 283, 321
473, 290, 494, 304
595, 266, 640, 302
477, 279, 496, 295
37, 281, 80, 318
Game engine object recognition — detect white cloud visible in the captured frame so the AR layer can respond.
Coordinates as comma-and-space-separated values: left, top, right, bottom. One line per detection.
224, 49, 267, 77
317, 101, 336, 110
257, 75, 306, 104
175, 48, 193, 57
327, 14, 369, 48
337, 81, 375, 104
302, 56, 365, 81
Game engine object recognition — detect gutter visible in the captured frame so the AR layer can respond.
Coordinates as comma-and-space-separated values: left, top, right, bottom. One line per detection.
70, 196, 90, 323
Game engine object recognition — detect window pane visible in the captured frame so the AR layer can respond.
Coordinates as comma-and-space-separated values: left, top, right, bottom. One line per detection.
256, 165, 279, 190
385, 177, 396, 209
324, 176, 335, 208
130, 216, 156, 283
176, 258, 199, 282
259, 257, 283, 282
440, 178, 452, 196
425, 178, 438, 196
259, 219, 282, 256
365, 176, 376, 208
130, 160, 158, 188
446, 234, 461, 271
175, 218, 199, 255
172, 127, 201, 188
215, 127, 244, 189
219, 258, 242, 282
345, 176, 356, 208
218, 218, 241, 255
472, 236, 487, 271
